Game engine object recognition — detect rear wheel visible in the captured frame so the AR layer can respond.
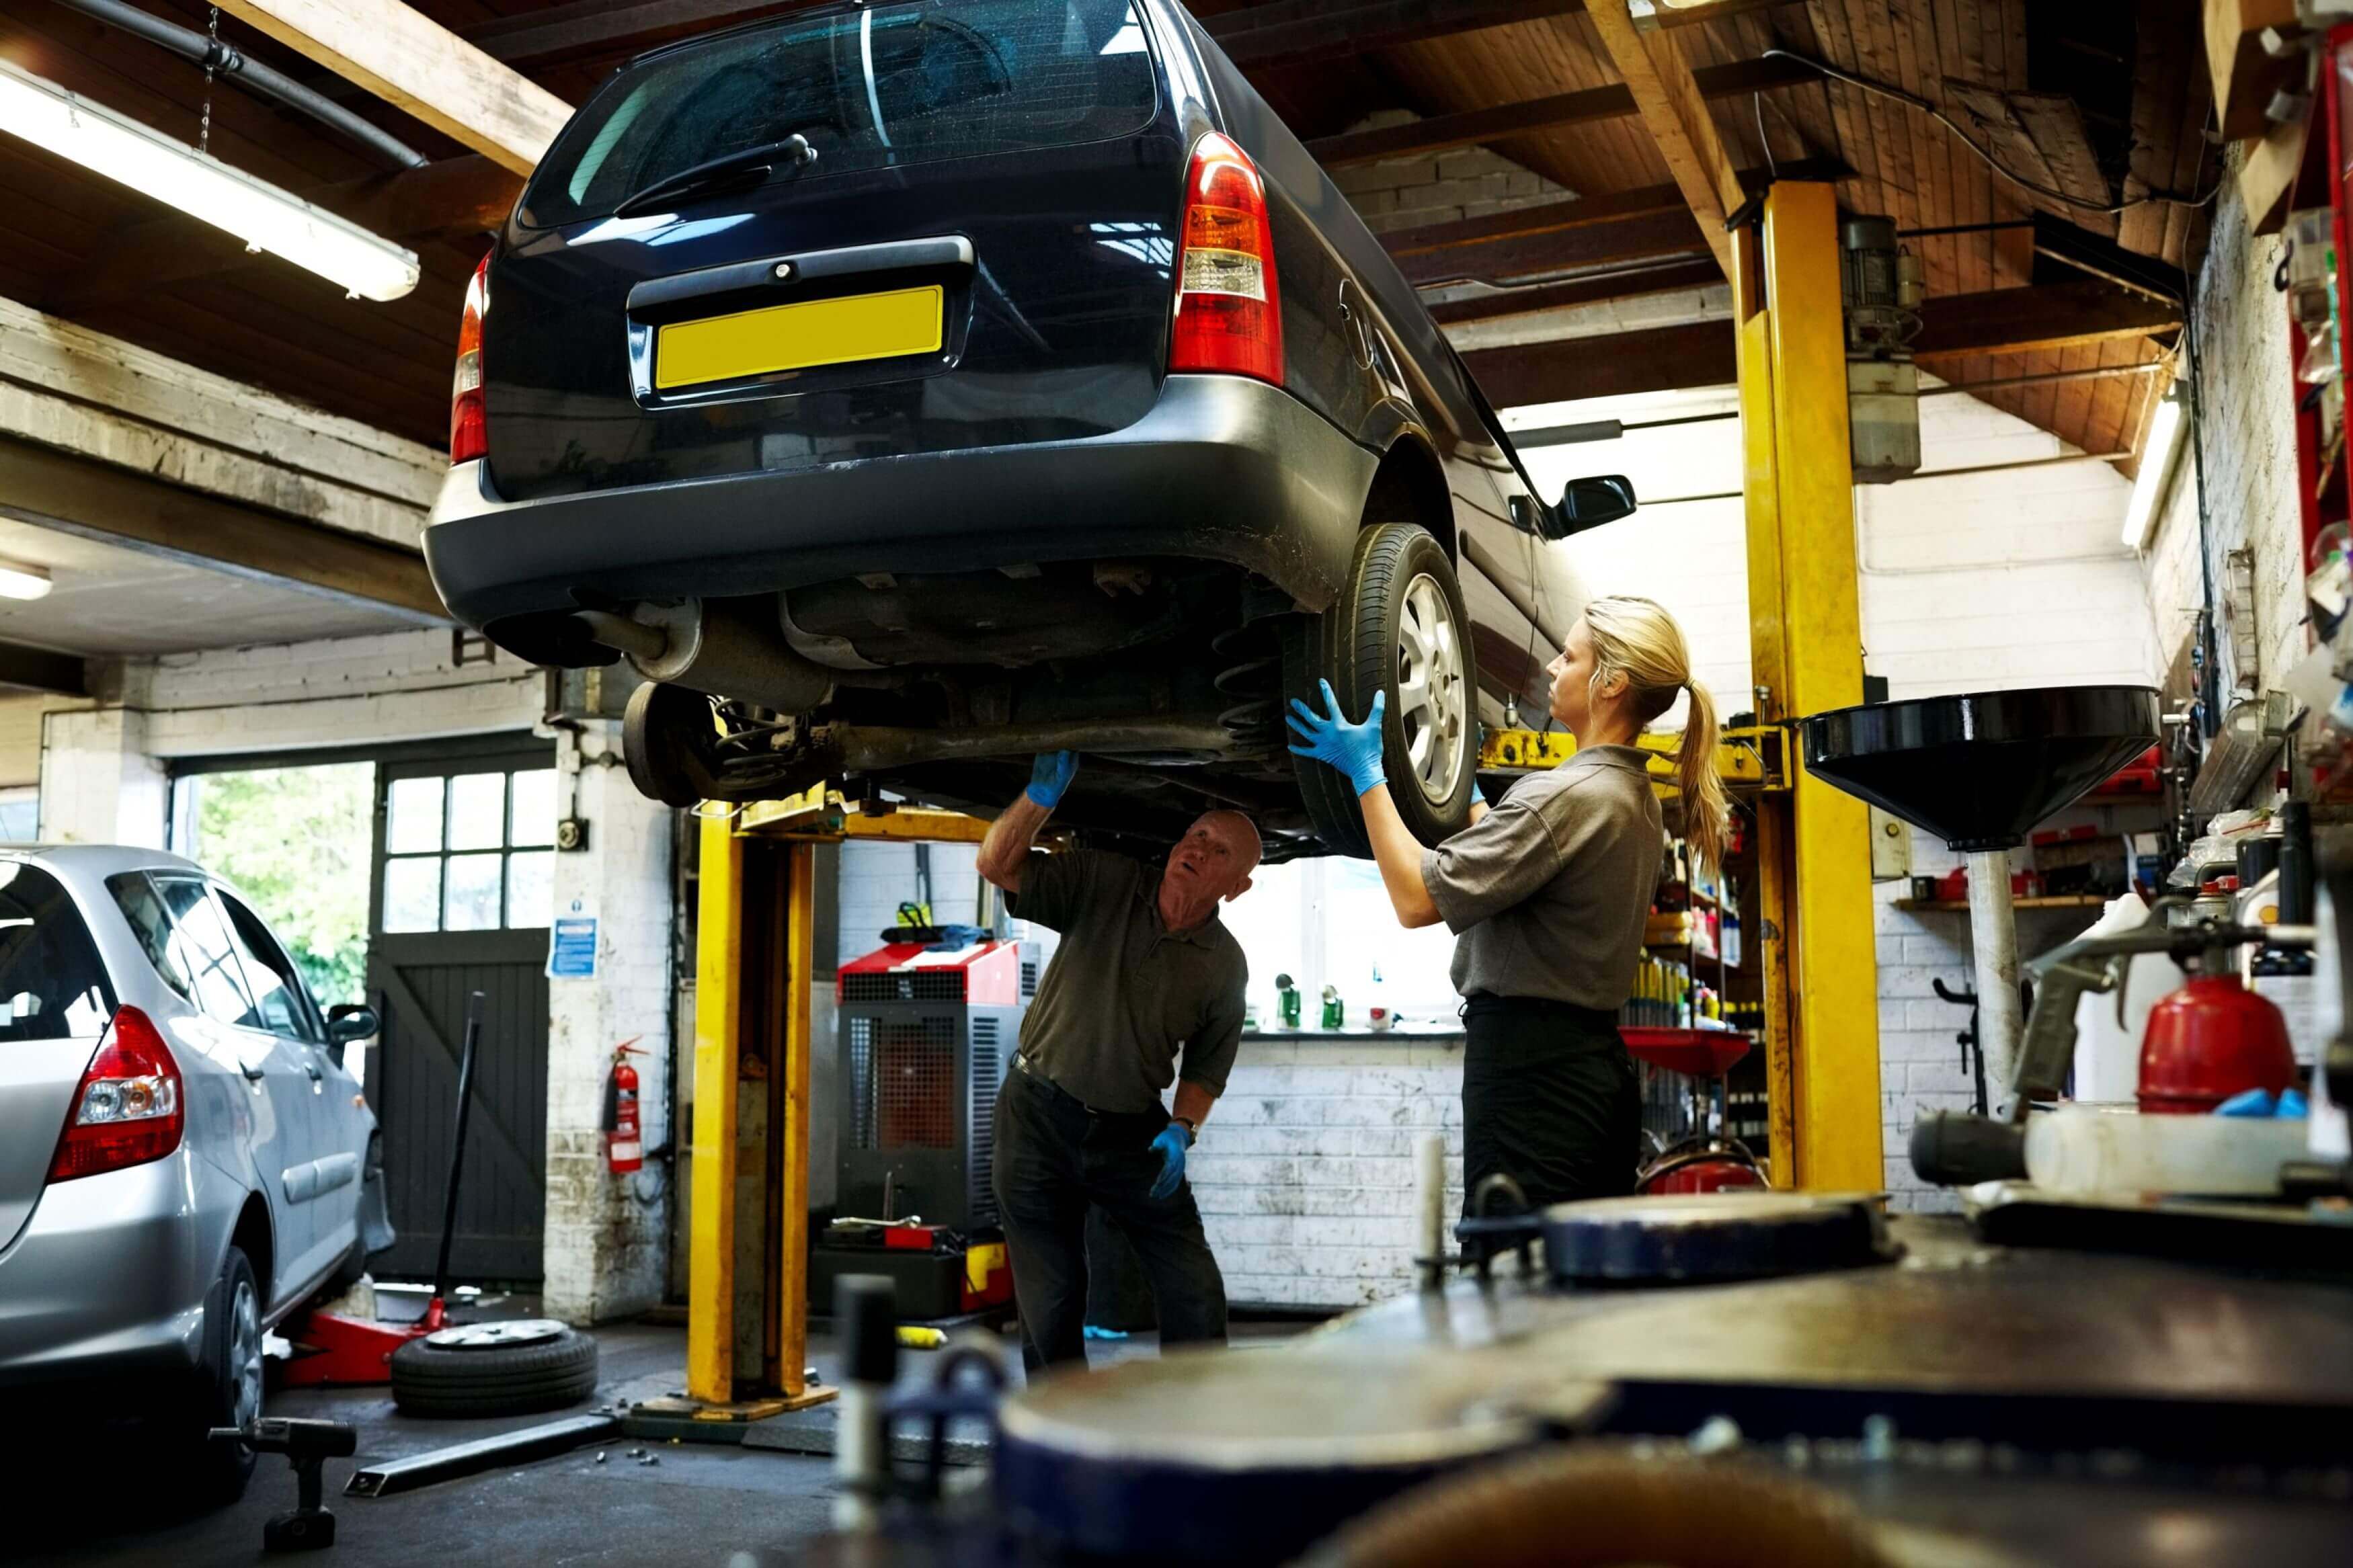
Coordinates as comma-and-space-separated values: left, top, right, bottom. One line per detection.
1288, 522, 1477, 856
181, 1245, 264, 1503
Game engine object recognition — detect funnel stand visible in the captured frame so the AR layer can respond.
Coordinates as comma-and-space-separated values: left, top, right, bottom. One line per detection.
1964, 850, 2023, 1104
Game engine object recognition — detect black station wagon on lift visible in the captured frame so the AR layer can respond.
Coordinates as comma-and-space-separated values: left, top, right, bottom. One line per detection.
424, 0, 1633, 858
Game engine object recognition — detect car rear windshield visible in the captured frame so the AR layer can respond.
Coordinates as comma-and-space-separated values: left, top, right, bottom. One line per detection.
0, 861, 116, 1044
520, 0, 1159, 229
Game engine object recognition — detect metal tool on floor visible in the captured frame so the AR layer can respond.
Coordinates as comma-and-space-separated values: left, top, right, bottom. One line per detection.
210, 1417, 358, 1552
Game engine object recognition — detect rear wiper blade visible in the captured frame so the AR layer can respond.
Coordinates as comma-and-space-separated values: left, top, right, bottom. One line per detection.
614, 134, 817, 217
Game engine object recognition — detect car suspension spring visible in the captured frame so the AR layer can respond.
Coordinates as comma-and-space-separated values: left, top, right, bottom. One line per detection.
1211, 622, 1281, 752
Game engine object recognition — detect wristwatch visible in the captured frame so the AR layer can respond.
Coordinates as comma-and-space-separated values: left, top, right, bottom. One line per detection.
1172, 1117, 1199, 1147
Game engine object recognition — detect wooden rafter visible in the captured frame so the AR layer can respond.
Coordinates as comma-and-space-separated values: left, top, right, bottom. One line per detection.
214, 0, 573, 174
1307, 55, 1816, 168
1583, 0, 1747, 276
1462, 282, 2182, 407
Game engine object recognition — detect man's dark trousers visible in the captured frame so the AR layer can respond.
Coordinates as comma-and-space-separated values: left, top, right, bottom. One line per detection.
991, 1063, 1227, 1372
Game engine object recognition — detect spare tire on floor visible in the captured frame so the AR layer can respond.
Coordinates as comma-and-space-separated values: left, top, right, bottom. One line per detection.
389, 1320, 599, 1419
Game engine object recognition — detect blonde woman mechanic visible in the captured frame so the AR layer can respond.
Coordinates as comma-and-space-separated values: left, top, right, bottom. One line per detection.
1289, 595, 1729, 1208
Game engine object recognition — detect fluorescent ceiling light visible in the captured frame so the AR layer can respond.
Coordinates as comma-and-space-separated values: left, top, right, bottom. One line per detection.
0, 59, 418, 302
2121, 384, 2188, 552
0, 560, 52, 602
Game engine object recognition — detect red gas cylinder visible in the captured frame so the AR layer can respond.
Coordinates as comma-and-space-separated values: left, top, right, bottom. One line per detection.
1642, 1158, 1769, 1195
2137, 975, 2297, 1114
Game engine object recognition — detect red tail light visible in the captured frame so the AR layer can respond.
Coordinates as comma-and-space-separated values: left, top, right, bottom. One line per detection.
450, 253, 490, 464
49, 1006, 184, 1184
1170, 132, 1283, 384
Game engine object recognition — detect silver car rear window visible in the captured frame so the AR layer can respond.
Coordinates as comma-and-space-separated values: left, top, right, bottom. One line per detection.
0, 862, 116, 1042
521, 0, 1158, 229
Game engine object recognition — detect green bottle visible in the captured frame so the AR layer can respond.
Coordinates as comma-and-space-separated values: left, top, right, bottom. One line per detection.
1276, 973, 1302, 1030
1320, 984, 1343, 1030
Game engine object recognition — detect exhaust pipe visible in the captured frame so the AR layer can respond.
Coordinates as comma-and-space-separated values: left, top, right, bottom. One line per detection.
575, 600, 834, 714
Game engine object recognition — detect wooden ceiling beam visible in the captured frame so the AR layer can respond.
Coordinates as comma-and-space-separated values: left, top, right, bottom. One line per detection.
1308, 54, 1817, 168
1582, 1, 1747, 276
42, 156, 520, 318
0, 437, 447, 624
1461, 282, 2183, 406
0, 640, 89, 699
1384, 158, 1849, 285
214, 0, 573, 174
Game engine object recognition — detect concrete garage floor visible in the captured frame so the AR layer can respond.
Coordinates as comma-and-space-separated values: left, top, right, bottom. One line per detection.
16, 1299, 1308, 1568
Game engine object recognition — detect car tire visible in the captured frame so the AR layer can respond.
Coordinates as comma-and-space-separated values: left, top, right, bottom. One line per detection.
1288, 522, 1478, 856
389, 1321, 600, 1419
182, 1244, 264, 1503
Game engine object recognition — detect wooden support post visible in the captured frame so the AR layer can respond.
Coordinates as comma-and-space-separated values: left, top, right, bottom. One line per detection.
686, 811, 742, 1405
1737, 183, 1883, 1190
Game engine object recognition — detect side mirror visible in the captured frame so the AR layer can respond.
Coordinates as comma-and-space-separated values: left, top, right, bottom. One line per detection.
327, 1004, 381, 1046
1546, 474, 1638, 538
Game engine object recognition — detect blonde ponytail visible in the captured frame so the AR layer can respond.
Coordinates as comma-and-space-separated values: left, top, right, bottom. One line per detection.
1675, 675, 1729, 880
1581, 595, 1728, 878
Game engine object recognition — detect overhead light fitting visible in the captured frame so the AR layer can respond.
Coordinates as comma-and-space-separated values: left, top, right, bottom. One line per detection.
2122, 383, 2188, 552
0, 59, 419, 302
0, 560, 54, 601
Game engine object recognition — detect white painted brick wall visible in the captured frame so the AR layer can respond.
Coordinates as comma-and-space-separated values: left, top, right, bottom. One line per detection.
2143, 142, 2307, 697
543, 728, 678, 1326
38, 705, 167, 846
1187, 1038, 1466, 1309
1328, 112, 1572, 235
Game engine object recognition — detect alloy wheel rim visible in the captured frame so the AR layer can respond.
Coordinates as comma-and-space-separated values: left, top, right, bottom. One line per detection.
1395, 573, 1468, 806
229, 1276, 263, 1430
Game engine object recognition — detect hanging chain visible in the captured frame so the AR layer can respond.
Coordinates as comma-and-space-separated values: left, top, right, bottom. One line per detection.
198, 6, 221, 157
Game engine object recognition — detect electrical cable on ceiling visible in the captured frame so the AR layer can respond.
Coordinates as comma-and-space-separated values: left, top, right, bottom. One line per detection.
1759, 48, 2222, 215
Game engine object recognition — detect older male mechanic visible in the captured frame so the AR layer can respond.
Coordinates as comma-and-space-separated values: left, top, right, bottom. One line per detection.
975, 750, 1259, 1373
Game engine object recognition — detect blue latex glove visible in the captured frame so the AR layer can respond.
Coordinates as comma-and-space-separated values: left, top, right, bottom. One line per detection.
1027, 750, 1078, 809
1082, 1324, 1130, 1342
1286, 679, 1388, 797
1148, 1122, 1189, 1200
2278, 1087, 2309, 1118
2213, 1087, 2278, 1118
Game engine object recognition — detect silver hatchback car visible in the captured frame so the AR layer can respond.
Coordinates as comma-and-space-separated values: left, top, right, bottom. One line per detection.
0, 846, 391, 1499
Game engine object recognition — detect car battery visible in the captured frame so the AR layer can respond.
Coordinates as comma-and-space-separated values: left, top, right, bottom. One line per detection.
811, 1221, 1014, 1323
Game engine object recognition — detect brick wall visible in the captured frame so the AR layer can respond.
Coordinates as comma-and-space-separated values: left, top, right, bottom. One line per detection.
1187, 1038, 1465, 1309
2143, 143, 2307, 698
1328, 112, 1572, 236
544, 731, 677, 1325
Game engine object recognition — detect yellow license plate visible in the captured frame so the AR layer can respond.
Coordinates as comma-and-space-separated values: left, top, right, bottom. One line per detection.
653, 284, 944, 390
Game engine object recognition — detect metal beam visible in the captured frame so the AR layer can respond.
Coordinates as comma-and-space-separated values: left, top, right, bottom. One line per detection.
1308, 55, 1817, 167
1737, 181, 1880, 1191
1429, 258, 1724, 327
44, 156, 520, 317
0, 639, 89, 697
1462, 321, 1736, 405
214, 0, 573, 175
1911, 280, 2182, 358
1583, 0, 1747, 276
0, 436, 446, 622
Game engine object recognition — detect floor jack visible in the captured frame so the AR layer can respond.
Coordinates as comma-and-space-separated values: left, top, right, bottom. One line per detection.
280, 992, 491, 1386
208, 1417, 358, 1552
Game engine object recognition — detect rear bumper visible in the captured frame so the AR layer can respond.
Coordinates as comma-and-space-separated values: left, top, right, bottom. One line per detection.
0, 1153, 209, 1393
426, 374, 1377, 651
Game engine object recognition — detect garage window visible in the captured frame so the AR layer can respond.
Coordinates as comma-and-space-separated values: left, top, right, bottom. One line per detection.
381, 768, 557, 934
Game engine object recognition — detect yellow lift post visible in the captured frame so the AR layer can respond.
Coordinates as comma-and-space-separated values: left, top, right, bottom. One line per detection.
680, 790, 989, 1422
1733, 180, 1884, 1190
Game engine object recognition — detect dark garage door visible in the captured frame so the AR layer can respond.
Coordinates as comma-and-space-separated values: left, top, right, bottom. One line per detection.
364, 745, 557, 1284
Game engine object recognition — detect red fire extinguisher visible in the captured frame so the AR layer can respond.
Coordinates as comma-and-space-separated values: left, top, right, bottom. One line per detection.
602, 1038, 645, 1174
